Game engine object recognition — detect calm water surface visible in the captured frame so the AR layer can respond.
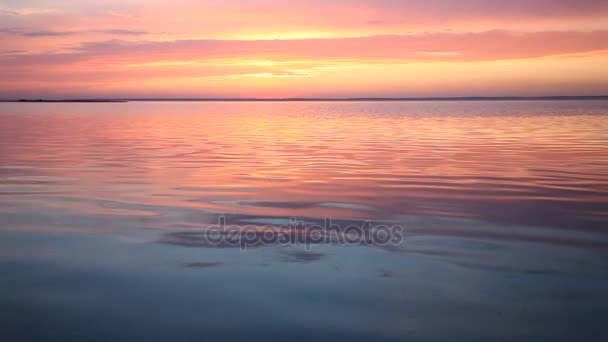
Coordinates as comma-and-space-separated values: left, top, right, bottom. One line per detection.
1, 101, 607, 341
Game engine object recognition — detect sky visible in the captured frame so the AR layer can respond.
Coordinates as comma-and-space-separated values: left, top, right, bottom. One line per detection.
1, 0, 608, 98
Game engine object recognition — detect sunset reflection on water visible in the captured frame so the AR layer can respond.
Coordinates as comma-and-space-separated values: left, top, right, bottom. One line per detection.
1, 101, 607, 231
1, 101, 608, 341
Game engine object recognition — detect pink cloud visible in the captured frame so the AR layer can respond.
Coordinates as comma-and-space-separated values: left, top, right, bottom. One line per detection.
2, 30, 607, 68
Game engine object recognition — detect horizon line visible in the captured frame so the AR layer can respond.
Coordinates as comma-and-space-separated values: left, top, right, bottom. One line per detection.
2, 96, 608, 103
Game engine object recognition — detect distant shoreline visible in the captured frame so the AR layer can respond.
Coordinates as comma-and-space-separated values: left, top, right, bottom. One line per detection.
1, 96, 608, 103
1, 99, 128, 103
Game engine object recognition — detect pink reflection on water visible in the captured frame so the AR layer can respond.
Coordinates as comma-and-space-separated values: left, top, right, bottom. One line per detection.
0, 101, 607, 235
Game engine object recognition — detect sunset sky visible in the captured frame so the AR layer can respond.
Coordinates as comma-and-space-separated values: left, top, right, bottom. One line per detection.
1, 0, 608, 98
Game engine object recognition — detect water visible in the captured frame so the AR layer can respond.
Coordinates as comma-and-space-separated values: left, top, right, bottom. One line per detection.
1, 101, 607, 341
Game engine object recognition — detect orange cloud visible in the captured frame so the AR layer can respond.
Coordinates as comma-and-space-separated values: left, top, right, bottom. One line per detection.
3, 30, 608, 66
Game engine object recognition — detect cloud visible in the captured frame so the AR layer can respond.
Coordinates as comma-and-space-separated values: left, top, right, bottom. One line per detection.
0, 8, 56, 16
107, 10, 141, 20
129, 0, 608, 34
1, 29, 606, 95
231, 70, 312, 78
364, 0, 608, 21
95, 29, 148, 36
4, 30, 605, 67
1, 1, 607, 97
416, 51, 461, 57
0, 27, 76, 37
5, 1, 607, 43
0, 27, 149, 37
